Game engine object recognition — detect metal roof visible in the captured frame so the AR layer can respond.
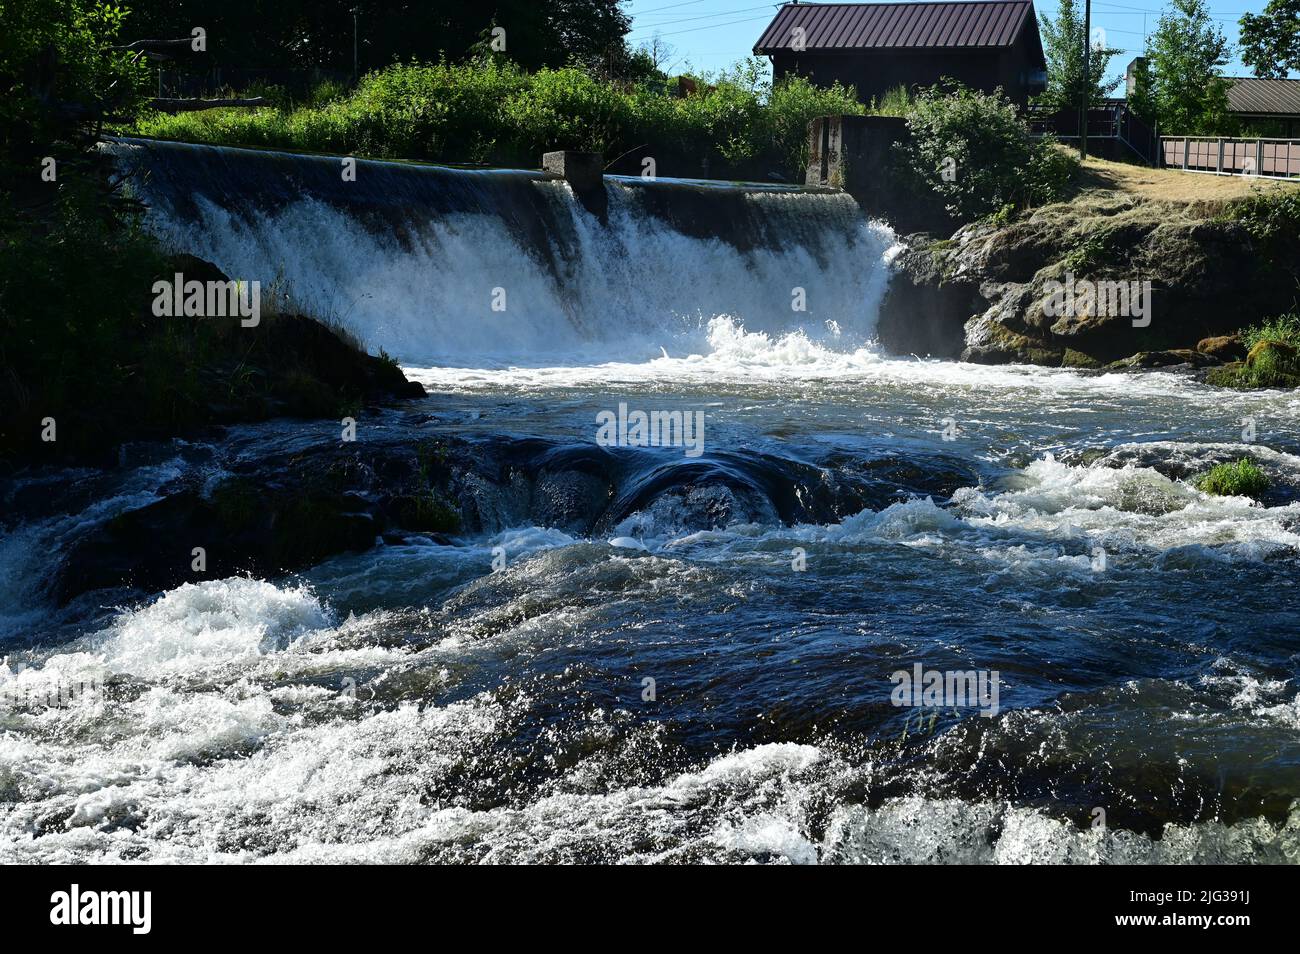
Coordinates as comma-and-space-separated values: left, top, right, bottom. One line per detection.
1227, 77, 1300, 117
753, 1, 1036, 53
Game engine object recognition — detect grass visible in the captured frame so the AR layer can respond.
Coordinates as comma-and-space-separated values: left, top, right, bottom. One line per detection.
130, 59, 865, 178
1206, 312, 1300, 389
866, 85, 913, 118
1194, 458, 1270, 498
1077, 155, 1300, 204
1241, 313, 1300, 351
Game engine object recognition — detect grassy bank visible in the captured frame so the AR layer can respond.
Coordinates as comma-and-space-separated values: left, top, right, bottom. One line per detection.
132, 59, 866, 178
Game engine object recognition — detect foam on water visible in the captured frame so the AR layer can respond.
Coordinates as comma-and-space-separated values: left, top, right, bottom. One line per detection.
93, 578, 333, 678
5, 139, 1283, 863
113, 138, 897, 369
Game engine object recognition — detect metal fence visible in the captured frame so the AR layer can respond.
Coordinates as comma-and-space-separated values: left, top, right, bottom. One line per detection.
1028, 104, 1159, 165
1160, 136, 1300, 179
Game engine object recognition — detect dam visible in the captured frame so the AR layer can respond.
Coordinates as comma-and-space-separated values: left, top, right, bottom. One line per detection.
105, 136, 898, 369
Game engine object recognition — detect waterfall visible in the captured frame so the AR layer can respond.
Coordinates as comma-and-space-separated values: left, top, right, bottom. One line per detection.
106, 137, 897, 368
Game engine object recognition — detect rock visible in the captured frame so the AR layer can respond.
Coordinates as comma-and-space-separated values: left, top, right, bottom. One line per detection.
962, 313, 1063, 365
881, 197, 1300, 369
1197, 335, 1246, 361
876, 237, 980, 358
1107, 349, 1218, 370
1061, 348, 1102, 369
55, 437, 462, 604
1247, 339, 1298, 368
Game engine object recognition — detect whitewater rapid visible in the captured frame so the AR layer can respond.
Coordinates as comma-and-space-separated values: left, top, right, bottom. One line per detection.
2, 140, 1295, 864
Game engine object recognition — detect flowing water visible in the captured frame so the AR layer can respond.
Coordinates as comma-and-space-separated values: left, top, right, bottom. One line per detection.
2, 140, 1299, 863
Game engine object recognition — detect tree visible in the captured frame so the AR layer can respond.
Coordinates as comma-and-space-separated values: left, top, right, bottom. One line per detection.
1036, 0, 1123, 112
1142, 0, 1233, 135
1239, 0, 1300, 79
1126, 56, 1157, 125
123, 0, 633, 75
1, 0, 148, 196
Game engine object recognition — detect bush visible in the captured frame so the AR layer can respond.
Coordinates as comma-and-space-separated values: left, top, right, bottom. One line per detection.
766, 75, 864, 173
133, 59, 865, 178
1194, 458, 1270, 498
1208, 313, 1300, 389
897, 80, 1078, 219
867, 85, 913, 118
503, 66, 633, 159
1221, 189, 1300, 273
1242, 313, 1300, 351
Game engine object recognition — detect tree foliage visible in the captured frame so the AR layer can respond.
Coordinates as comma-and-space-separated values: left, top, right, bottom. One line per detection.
899, 81, 1077, 220
123, 0, 634, 75
1036, 0, 1123, 112
1141, 0, 1234, 135
1239, 0, 1300, 79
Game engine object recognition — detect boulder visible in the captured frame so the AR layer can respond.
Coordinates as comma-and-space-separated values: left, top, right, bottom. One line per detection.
875, 196, 1300, 372
1197, 335, 1247, 361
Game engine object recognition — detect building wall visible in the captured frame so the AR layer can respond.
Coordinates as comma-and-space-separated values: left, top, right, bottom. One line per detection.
772, 48, 1037, 105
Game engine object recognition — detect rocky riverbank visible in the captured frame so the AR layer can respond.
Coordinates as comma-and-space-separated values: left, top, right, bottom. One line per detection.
0, 256, 425, 468
877, 189, 1300, 384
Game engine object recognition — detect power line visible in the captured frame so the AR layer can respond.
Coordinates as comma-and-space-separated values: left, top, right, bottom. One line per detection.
638, 13, 779, 38
630, 3, 777, 31
632, 0, 708, 14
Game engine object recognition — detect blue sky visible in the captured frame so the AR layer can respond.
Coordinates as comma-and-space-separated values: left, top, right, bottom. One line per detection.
621, 0, 1279, 86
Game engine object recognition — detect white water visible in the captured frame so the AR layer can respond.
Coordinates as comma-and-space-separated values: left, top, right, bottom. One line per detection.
140, 174, 897, 369
2, 141, 1284, 864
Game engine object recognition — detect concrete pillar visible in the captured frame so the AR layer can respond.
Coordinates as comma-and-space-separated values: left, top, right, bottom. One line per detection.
806, 114, 951, 233
542, 151, 606, 221
542, 151, 604, 191
806, 115, 908, 197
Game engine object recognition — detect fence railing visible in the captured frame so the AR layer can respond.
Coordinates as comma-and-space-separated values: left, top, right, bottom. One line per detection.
1028, 104, 1159, 165
1160, 136, 1300, 179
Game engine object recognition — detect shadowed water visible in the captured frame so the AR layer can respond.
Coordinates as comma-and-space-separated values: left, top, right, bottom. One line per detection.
2, 145, 1298, 863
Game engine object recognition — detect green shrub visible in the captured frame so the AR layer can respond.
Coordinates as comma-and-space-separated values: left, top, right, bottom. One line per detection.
133, 59, 864, 177
1194, 458, 1270, 498
1208, 314, 1300, 388
897, 80, 1078, 219
867, 85, 913, 118
767, 75, 864, 173
1221, 188, 1300, 266
1241, 313, 1300, 351
503, 66, 633, 158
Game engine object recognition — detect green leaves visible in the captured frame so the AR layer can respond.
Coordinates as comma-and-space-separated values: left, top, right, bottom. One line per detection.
1239, 0, 1300, 80
1142, 0, 1234, 136
1036, 0, 1124, 113
899, 81, 1077, 220
135, 59, 866, 178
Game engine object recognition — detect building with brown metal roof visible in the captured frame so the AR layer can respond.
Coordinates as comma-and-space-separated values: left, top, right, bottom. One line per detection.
753, 1, 1048, 106
1227, 77, 1300, 137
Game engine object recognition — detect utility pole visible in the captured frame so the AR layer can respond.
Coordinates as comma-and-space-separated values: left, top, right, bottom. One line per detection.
1080, 0, 1092, 159
352, 8, 359, 83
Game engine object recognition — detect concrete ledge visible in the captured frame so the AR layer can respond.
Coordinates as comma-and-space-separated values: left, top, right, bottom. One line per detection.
542, 151, 604, 191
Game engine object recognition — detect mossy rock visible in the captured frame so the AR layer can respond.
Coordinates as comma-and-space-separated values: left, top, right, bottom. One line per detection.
962, 317, 1064, 365
1208, 340, 1300, 388
1246, 339, 1299, 371
1061, 348, 1101, 369
390, 493, 461, 534
1197, 335, 1246, 361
